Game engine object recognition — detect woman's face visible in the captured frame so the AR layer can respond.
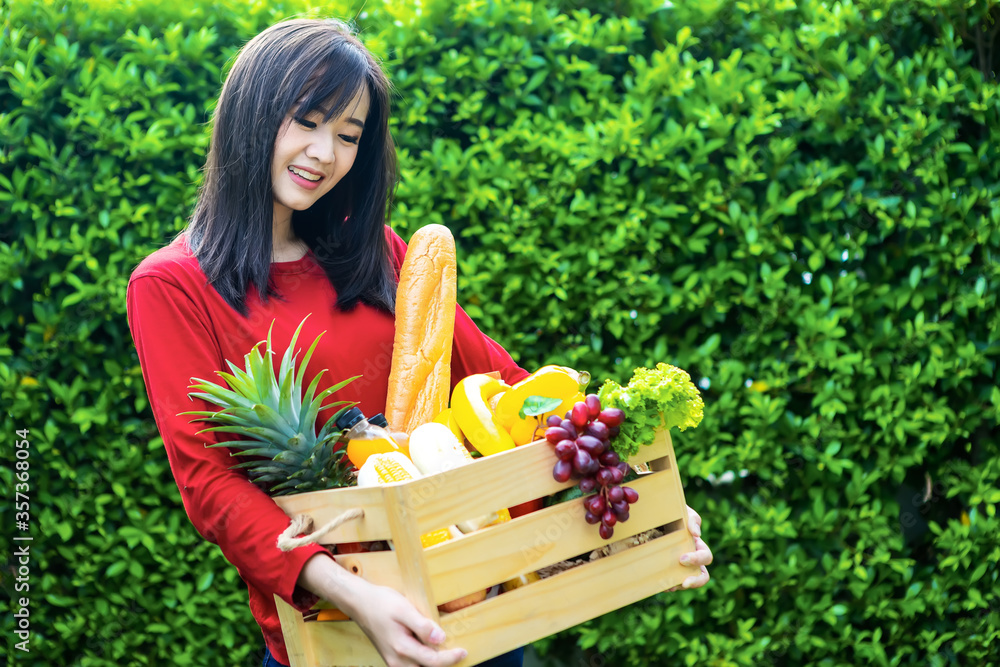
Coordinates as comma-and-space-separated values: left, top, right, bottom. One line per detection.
271, 85, 371, 220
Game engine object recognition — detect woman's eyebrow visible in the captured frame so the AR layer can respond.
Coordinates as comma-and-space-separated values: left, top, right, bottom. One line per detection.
309, 104, 365, 130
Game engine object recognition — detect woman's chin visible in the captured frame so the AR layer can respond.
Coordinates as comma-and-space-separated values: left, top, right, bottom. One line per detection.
276, 194, 322, 212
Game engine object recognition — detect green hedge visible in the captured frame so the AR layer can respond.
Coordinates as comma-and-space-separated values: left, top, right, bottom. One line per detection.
2, 0, 998, 665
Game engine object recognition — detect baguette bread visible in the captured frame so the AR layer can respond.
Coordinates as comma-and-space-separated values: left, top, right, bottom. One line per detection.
384, 224, 457, 434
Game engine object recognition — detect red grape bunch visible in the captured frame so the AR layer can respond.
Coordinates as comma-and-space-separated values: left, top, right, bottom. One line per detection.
546, 394, 639, 540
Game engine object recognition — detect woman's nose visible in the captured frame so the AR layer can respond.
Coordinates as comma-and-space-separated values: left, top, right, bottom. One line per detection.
305, 132, 336, 164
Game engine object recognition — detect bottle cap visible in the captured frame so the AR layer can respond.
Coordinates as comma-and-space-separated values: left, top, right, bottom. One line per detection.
335, 407, 366, 431
369, 413, 389, 428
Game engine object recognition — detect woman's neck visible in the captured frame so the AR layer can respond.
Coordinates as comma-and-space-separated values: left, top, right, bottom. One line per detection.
272, 242, 309, 262
272, 208, 307, 262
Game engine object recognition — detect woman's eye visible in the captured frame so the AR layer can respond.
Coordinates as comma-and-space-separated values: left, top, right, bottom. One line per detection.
340, 135, 360, 145
293, 116, 317, 129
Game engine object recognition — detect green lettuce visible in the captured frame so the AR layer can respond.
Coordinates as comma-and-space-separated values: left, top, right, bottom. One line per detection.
597, 362, 705, 459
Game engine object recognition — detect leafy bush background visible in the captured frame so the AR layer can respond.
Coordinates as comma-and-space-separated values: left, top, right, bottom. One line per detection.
2, 0, 998, 665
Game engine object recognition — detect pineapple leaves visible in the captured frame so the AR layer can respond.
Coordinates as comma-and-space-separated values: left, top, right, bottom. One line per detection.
220, 446, 284, 459
182, 315, 363, 496
233, 464, 289, 475
277, 360, 297, 427
223, 359, 257, 396
272, 450, 307, 466
197, 424, 295, 445
185, 383, 253, 410
250, 403, 297, 438
246, 342, 273, 409
295, 320, 327, 401
278, 315, 315, 426
213, 371, 257, 405
304, 376, 361, 432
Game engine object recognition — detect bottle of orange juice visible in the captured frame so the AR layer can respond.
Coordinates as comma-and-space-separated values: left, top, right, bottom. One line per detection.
337, 408, 402, 468
368, 413, 390, 428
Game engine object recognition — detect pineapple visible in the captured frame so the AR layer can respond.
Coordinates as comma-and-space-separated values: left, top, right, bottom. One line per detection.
180, 315, 359, 496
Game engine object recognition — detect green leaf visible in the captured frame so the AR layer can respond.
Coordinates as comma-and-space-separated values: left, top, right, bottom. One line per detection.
697, 333, 721, 358
519, 395, 563, 419
524, 69, 548, 94
46, 594, 79, 607
820, 274, 833, 295
55, 522, 73, 541
106, 561, 128, 577
197, 570, 214, 592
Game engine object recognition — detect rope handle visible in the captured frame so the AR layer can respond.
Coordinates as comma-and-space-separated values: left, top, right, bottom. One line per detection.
276, 508, 365, 551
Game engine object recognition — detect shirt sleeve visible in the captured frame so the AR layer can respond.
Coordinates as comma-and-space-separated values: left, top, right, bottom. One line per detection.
126, 275, 334, 612
451, 304, 530, 387
384, 226, 530, 387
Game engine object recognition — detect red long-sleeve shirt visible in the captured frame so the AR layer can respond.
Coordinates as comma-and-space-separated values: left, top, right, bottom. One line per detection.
126, 226, 529, 664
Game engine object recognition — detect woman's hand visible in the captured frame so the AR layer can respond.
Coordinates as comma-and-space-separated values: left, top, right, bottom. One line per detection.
298, 554, 467, 667
350, 583, 469, 667
668, 505, 713, 592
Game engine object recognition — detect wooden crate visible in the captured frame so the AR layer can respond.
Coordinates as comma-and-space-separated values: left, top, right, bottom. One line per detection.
273, 428, 695, 667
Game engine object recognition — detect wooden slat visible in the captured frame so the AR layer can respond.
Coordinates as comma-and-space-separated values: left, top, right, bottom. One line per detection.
424, 469, 685, 603
652, 447, 692, 537
272, 485, 391, 543
276, 595, 320, 667
439, 526, 699, 665
409, 429, 673, 534
301, 619, 385, 666
383, 484, 441, 624
626, 428, 673, 465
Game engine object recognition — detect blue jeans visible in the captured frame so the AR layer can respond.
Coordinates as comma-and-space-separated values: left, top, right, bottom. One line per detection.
263, 645, 523, 666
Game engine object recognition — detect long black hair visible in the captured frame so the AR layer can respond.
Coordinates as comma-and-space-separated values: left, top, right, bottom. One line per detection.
182, 18, 398, 317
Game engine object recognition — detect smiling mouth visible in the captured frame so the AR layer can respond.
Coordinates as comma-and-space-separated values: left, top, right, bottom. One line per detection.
289, 166, 323, 182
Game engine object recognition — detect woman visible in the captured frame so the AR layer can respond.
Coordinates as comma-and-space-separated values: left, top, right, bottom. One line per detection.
126, 18, 712, 667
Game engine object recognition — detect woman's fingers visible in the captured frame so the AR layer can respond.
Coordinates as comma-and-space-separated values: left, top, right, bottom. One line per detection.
669, 535, 713, 592
388, 626, 468, 667
391, 603, 468, 665
691, 565, 711, 588
687, 505, 702, 536
679, 537, 713, 567
667, 565, 711, 592
353, 584, 469, 667
683, 565, 710, 589
409, 644, 469, 667
405, 609, 445, 647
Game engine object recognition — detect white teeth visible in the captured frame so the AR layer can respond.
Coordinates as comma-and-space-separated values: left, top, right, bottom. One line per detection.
289, 166, 321, 181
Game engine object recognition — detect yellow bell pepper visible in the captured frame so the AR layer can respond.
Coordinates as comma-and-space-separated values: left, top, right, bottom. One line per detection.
496, 366, 586, 431
452, 374, 515, 456
508, 390, 585, 445
509, 417, 544, 446
487, 388, 508, 413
